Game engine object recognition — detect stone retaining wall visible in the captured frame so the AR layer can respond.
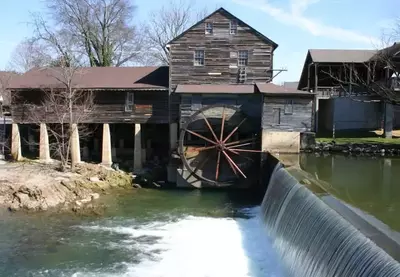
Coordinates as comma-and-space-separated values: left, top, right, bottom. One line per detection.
302, 142, 400, 156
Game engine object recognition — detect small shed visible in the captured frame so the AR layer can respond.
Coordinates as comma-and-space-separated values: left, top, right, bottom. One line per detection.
256, 83, 315, 154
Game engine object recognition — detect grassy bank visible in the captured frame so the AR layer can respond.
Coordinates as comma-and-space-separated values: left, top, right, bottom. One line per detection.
316, 130, 400, 145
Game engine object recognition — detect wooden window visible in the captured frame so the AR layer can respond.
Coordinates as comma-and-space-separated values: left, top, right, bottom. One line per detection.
238, 50, 248, 66
230, 20, 238, 34
205, 22, 213, 34
272, 108, 281, 125
284, 100, 294, 115
125, 92, 134, 112
194, 50, 205, 66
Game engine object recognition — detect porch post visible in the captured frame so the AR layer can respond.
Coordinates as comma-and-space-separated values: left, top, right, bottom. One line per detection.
384, 102, 393, 139
70, 123, 81, 164
101, 123, 113, 166
39, 123, 51, 162
11, 123, 22, 161
134, 123, 142, 173
314, 63, 319, 133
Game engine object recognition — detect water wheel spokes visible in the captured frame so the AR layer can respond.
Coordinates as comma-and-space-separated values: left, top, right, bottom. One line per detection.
179, 105, 263, 187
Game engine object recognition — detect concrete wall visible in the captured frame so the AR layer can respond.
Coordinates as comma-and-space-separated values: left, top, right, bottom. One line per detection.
319, 97, 382, 132
262, 130, 300, 154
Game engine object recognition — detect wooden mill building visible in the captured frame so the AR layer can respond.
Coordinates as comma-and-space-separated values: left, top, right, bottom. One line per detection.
8, 7, 315, 187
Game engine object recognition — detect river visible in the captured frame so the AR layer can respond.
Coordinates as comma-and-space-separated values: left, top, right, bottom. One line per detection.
301, 153, 400, 233
0, 189, 286, 277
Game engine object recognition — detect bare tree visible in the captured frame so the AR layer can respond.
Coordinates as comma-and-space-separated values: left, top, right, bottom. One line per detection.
26, 64, 95, 171
0, 72, 21, 158
145, 0, 210, 65
321, 50, 400, 104
8, 39, 53, 73
316, 16, 399, 105
29, 0, 144, 67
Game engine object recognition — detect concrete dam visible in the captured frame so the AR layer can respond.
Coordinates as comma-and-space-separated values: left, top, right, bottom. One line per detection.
260, 154, 400, 277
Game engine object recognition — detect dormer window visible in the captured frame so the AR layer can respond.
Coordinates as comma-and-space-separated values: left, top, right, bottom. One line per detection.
230, 20, 238, 34
205, 22, 213, 34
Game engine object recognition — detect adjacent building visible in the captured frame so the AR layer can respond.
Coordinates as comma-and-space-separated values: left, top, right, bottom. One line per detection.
297, 45, 400, 135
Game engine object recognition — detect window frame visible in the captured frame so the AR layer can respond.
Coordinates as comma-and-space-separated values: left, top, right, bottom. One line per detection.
125, 92, 134, 112
194, 50, 205, 66
205, 22, 213, 35
284, 100, 294, 115
238, 50, 249, 67
230, 20, 238, 34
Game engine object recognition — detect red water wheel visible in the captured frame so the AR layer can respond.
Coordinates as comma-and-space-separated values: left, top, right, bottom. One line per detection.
178, 104, 262, 187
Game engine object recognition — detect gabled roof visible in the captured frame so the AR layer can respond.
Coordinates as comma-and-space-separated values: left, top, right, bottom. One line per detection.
174, 83, 314, 96
256, 83, 315, 96
297, 49, 378, 90
10, 66, 169, 90
167, 7, 278, 50
175, 84, 255, 94
308, 49, 377, 63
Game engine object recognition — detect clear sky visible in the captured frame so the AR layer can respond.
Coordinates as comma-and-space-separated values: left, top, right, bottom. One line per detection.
1, 0, 398, 83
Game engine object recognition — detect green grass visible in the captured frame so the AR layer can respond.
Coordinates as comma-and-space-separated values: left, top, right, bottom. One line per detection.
316, 130, 400, 145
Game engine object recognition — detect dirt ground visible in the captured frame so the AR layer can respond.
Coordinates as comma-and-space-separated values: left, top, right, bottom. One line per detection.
373, 129, 400, 137
0, 161, 133, 212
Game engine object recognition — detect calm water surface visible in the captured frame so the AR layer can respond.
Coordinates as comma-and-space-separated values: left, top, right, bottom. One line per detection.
0, 189, 286, 277
301, 154, 400, 232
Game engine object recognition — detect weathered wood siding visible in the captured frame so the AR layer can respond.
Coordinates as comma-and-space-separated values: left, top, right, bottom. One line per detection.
11, 90, 169, 124
180, 94, 262, 131
262, 96, 314, 132
169, 10, 275, 121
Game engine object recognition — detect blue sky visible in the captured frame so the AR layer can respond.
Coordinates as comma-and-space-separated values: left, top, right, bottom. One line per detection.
0, 0, 398, 83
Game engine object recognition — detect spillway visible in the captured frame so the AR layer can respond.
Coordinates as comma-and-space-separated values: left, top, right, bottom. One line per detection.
261, 162, 400, 277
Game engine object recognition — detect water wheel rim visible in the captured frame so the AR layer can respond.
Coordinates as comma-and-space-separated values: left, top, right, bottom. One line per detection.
178, 104, 262, 187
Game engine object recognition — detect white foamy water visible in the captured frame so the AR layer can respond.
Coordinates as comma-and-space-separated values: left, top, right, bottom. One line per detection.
74, 208, 286, 277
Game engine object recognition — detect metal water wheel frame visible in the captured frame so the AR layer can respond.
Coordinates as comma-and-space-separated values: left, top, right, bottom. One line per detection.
178, 104, 262, 187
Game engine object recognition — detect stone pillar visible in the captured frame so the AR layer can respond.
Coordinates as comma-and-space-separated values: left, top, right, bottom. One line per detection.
384, 103, 393, 139
101, 123, 112, 166
134, 123, 142, 173
315, 97, 320, 133
39, 123, 51, 162
70, 123, 81, 165
11, 123, 22, 161
169, 123, 178, 151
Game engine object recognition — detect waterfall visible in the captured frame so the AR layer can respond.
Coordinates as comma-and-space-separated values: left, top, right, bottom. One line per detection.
261, 164, 400, 277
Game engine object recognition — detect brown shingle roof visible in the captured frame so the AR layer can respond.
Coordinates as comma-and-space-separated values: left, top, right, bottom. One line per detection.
175, 84, 255, 94
10, 66, 169, 90
309, 49, 377, 63
256, 83, 315, 96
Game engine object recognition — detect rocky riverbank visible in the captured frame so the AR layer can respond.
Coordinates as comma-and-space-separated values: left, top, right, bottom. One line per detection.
303, 141, 400, 156
0, 161, 136, 214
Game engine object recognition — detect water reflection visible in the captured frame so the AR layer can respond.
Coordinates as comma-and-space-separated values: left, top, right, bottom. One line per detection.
300, 154, 400, 231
